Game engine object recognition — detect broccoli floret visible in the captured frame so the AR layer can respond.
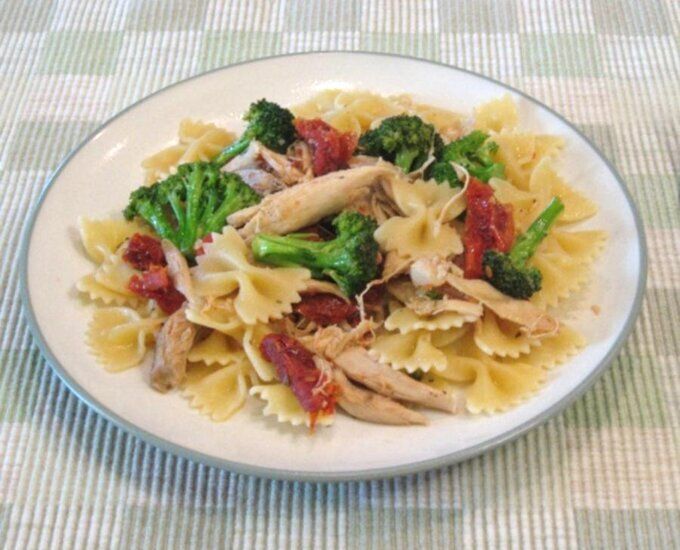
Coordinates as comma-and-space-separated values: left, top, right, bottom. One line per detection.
213, 99, 296, 166
482, 197, 564, 299
427, 161, 462, 187
124, 162, 260, 257
358, 115, 438, 173
427, 130, 505, 186
251, 211, 380, 297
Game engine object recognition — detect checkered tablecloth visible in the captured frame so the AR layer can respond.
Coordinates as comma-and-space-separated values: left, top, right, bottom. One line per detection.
1, 1, 678, 548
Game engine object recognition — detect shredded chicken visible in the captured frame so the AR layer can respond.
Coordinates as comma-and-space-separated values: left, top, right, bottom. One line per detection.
347, 154, 381, 168
333, 369, 427, 425
407, 296, 483, 317
222, 141, 261, 172
287, 141, 314, 179
409, 256, 557, 337
259, 146, 310, 185
226, 203, 260, 229
334, 347, 458, 413
223, 140, 310, 186
161, 239, 194, 304
444, 274, 559, 337
409, 255, 461, 287
150, 306, 197, 392
233, 168, 285, 195
229, 163, 402, 241
299, 319, 378, 360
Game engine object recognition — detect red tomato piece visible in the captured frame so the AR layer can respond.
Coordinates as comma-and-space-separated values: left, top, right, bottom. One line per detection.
294, 118, 357, 176
259, 334, 336, 419
123, 233, 166, 271
128, 265, 186, 314
294, 293, 359, 327
463, 178, 514, 279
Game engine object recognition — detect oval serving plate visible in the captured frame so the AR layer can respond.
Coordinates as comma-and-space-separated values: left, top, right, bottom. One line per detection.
21, 52, 646, 481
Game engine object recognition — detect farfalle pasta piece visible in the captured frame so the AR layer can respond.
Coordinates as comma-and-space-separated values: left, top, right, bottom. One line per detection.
186, 297, 245, 338
79, 217, 150, 264
528, 159, 598, 225
293, 89, 401, 134
242, 323, 277, 382
474, 310, 541, 358
77, 274, 136, 306
390, 94, 463, 140
78, 247, 140, 307
384, 302, 482, 334
503, 325, 585, 370
530, 230, 608, 308
493, 133, 564, 190
292, 90, 462, 139
369, 329, 460, 373
183, 360, 250, 421
474, 95, 518, 133
543, 229, 608, 263
250, 384, 334, 427
191, 226, 310, 324
489, 178, 543, 232
187, 330, 242, 366
438, 332, 545, 413
375, 178, 464, 260
142, 119, 234, 183
86, 306, 164, 371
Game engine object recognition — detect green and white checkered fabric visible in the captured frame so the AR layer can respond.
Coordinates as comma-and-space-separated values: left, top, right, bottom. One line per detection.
1, 1, 678, 548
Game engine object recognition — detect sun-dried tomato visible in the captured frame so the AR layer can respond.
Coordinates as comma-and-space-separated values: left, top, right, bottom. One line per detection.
463, 178, 514, 279
294, 118, 357, 176
259, 334, 336, 419
128, 265, 186, 314
123, 233, 166, 271
294, 293, 359, 327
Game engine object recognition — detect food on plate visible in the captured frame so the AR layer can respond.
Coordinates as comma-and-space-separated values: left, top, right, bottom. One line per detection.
76, 90, 606, 428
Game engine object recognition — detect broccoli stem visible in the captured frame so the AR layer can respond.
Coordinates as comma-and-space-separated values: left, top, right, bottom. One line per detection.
213, 135, 251, 167
251, 234, 322, 275
509, 197, 565, 265
394, 149, 419, 173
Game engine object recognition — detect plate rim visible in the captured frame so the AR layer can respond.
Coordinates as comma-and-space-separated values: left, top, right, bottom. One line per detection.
19, 51, 648, 482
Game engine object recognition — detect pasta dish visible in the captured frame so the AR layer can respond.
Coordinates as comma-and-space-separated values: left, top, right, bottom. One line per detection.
76, 91, 606, 428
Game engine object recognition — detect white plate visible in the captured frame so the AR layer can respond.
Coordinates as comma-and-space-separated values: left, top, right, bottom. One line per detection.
21, 52, 646, 481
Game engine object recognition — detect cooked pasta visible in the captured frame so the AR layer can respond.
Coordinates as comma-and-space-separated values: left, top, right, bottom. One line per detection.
142, 119, 235, 184
75, 90, 606, 429
191, 226, 311, 324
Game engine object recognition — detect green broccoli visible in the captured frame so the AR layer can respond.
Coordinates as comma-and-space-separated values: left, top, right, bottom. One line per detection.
213, 99, 297, 166
123, 162, 261, 257
251, 211, 380, 297
427, 161, 461, 187
426, 130, 505, 186
482, 197, 564, 299
358, 115, 438, 173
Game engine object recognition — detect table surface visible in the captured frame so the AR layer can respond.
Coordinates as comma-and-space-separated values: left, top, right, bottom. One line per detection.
1, 1, 678, 548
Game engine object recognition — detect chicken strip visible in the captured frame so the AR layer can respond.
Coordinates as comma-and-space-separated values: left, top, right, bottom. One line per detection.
333, 369, 427, 425
150, 306, 197, 393
161, 239, 194, 304
409, 256, 558, 338
259, 145, 309, 185
335, 347, 457, 413
445, 275, 558, 337
229, 164, 400, 240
